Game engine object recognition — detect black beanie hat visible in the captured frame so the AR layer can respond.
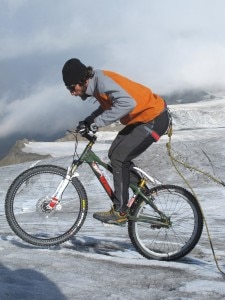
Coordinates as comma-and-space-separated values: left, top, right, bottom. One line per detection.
62, 58, 88, 86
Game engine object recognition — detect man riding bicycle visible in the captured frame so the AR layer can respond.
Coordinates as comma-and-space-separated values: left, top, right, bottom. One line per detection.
62, 58, 170, 225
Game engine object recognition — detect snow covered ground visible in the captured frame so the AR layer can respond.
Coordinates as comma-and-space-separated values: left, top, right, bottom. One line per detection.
1, 99, 225, 299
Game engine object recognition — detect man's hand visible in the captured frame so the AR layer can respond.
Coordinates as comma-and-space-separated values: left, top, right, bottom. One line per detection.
89, 123, 98, 133
84, 116, 98, 133
76, 120, 98, 134
76, 121, 88, 134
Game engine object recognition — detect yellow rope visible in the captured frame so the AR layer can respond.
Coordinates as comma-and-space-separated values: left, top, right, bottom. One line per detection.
166, 126, 225, 277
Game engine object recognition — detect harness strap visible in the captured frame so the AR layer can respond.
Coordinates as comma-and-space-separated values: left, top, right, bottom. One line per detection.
149, 104, 172, 142
149, 130, 160, 141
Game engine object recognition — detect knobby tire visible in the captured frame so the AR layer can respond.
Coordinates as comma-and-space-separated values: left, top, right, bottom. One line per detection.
5, 165, 88, 247
128, 185, 203, 261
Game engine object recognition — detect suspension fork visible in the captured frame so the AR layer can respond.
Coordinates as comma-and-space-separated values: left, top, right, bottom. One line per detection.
48, 137, 94, 208
47, 165, 79, 209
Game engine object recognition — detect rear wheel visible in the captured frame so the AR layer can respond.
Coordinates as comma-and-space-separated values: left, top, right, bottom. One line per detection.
128, 185, 203, 260
5, 165, 88, 247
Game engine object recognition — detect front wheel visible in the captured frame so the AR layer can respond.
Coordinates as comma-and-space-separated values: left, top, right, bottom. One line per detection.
5, 165, 88, 247
128, 185, 203, 261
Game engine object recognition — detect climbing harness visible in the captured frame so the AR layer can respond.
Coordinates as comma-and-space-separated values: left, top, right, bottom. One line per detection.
166, 120, 225, 277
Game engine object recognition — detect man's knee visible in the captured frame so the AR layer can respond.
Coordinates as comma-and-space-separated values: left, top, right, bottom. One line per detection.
110, 152, 122, 168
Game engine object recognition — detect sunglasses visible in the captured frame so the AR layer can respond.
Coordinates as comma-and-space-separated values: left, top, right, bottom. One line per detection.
66, 85, 76, 92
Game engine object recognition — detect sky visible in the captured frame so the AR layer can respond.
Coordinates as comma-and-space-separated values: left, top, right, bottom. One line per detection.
1, 0, 225, 157
1, 99, 225, 298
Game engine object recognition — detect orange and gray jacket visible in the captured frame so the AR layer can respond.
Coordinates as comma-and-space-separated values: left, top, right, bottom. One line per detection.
85, 69, 165, 128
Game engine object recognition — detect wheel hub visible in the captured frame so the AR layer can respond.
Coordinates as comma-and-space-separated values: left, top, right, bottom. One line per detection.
36, 197, 54, 215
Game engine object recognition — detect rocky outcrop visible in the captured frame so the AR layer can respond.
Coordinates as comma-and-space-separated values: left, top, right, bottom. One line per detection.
56, 123, 124, 142
0, 139, 51, 167
0, 123, 124, 167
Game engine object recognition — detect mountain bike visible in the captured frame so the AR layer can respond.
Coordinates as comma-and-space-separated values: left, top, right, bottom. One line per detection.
5, 129, 203, 261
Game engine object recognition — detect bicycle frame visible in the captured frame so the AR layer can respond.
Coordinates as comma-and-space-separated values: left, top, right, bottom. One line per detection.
48, 132, 169, 226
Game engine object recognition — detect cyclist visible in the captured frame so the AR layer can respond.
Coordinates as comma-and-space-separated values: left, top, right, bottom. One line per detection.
62, 58, 170, 225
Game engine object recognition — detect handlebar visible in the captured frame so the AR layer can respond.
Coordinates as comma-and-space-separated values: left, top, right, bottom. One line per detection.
67, 129, 97, 143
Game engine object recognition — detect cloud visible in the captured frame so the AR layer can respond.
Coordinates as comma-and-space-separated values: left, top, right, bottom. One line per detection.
0, 84, 97, 139
1, 0, 28, 16
1, 0, 225, 149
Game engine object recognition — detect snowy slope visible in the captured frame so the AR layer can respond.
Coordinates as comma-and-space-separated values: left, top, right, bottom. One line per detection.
171, 98, 225, 129
1, 99, 225, 299
21, 98, 225, 157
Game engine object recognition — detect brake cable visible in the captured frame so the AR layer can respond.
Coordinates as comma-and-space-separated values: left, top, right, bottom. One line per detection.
67, 130, 80, 161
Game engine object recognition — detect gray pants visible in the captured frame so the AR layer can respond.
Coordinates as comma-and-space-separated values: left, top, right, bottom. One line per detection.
108, 110, 170, 211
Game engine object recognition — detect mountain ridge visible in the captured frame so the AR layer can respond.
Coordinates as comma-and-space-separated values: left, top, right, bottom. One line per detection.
1, 91, 224, 167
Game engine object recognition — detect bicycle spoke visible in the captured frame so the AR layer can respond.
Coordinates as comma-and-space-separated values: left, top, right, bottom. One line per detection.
128, 185, 203, 260
5, 165, 88, 246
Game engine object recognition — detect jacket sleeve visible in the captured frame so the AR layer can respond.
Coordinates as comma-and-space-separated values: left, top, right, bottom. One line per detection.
93, 71, 136, 128
84, 106, 104, 125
